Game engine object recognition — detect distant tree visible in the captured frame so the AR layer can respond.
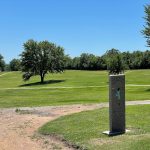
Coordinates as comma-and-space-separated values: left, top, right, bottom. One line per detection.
80, 53, 97, 70
121, 51, 131, 69
5, 64, 10, 71
142, 5, 150, 47
106, 49, 125, 74
79, 53, 90, 70
141, 50, 150, 69
20, 39, 65, 83
129, 51, 143, 69
72, 57, 80, 69
0, 54, 5, 71
96, 56, 107, 70
10, 59, 21, 71
87, 54, 97, 70
64, 55, 72, 69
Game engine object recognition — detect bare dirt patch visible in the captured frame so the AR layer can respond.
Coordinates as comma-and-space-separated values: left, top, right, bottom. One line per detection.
0, 103, 104, 150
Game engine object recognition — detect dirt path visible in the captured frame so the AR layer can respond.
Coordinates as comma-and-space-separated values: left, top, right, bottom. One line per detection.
0, 100, 150, 150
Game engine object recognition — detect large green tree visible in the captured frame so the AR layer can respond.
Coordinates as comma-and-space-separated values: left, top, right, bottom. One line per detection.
142, 4, 150, 47
0, 54, 5, 71
20, 40, 65, 83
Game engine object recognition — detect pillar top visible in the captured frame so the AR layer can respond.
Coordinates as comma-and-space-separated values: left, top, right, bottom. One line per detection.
109, 74, 125, 77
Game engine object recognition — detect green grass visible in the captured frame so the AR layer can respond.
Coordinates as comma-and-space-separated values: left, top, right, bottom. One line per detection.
39, 105, 150, 150
0, 70, 108, 88
0, 70, 150, 107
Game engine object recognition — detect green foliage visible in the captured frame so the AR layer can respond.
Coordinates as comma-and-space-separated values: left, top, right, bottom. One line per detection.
20, 39, 65, 83
72, 57, 80, 69
141, 50, 150, 68
9, 59, 21, 71
39, 105, 150, 150
4, 64, 11, 71
64, 55, 73, 69
0, 54, 5, 71
142, 4, 150, 47
105, 49, 125, 74
63, 50, 150, 71
22, 72, 33, 81
80, 53, 97, 70
96, 56, 107, 70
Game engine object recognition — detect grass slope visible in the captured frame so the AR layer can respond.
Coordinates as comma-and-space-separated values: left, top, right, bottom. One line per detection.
39, 105, 150, 150
0, 70, 150, 107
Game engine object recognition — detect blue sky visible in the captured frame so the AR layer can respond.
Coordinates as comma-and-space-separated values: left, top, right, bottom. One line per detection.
0, 0, 149, 63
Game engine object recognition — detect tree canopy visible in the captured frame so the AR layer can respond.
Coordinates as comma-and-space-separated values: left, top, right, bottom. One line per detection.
20, 40, 65, 83
0, 54, 5, 72
142, 4, 150, 47
105, 49, 125, 74
10, 59, 21, 71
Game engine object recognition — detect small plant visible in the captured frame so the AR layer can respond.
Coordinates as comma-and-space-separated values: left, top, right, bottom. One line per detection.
15, 108, 20, 112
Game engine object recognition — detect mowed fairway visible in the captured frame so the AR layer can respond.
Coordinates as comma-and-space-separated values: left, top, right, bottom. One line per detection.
0, 70, 150, 108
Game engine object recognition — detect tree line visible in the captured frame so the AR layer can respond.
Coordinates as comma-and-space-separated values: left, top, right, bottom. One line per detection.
0, 48, 150, 72
64, 49, 150, 70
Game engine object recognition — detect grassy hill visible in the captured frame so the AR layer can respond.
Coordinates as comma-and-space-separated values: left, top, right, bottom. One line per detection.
0, 70, 150, 107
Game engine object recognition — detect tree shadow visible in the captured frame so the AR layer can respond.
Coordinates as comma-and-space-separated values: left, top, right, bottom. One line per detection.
20, 79, 66, 87
145, 88, 150, 92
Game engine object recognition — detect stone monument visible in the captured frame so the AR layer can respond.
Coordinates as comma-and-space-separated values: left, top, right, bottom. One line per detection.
103, 74, 126, 136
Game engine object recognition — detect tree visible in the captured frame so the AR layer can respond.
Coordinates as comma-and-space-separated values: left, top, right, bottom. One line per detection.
10, 59, 21, 71
96, 56, 107, 70
106, 49, 125, 74
121, 51, 131, 69
64, 55, 73, 69
0, 54, 5, 71
72, 57, 80, 69
141, 50, 150, 69
142, 5, 150, 47
80, 53, 97, 70
5, 64, 10, 71
20, 39, 65, 83
129, 51, 143, 69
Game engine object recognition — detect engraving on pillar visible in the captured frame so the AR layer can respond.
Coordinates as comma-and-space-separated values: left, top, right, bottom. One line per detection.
116, 88, 121, 100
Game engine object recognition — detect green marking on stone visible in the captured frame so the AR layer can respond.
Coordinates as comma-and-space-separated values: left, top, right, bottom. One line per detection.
116, 88, 121, 100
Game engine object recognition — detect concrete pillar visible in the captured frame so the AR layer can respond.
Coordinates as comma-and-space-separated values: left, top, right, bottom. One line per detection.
103, 74, 126, 136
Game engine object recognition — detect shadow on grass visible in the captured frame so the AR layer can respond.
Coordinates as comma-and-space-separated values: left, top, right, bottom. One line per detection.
19, 80, 66, 87
145, 88, 150, 92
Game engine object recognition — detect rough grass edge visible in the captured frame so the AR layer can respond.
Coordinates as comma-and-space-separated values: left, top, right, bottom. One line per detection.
38, 131, 88, 150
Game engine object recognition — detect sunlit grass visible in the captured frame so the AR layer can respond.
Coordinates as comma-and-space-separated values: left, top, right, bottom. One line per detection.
0, 70, 150, 107
39, 105, 150, 150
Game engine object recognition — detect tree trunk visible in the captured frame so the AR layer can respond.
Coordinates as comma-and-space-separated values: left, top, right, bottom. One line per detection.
40, 72, 45, 83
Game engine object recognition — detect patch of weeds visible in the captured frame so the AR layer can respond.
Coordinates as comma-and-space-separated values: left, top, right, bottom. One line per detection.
51, 143, 62, 150
15, 108, 20, 113
15, 108, 32, 114
44, 140, 49, 144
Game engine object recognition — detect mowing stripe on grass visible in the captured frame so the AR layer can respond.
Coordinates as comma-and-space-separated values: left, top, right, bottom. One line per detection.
0, 85, 108, 90
0, 84, 150, 90
127, 84, 150, 87
0, 72, 11, 77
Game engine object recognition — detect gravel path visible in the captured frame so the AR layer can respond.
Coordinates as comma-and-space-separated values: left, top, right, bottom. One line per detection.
0, 100, 150, 150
